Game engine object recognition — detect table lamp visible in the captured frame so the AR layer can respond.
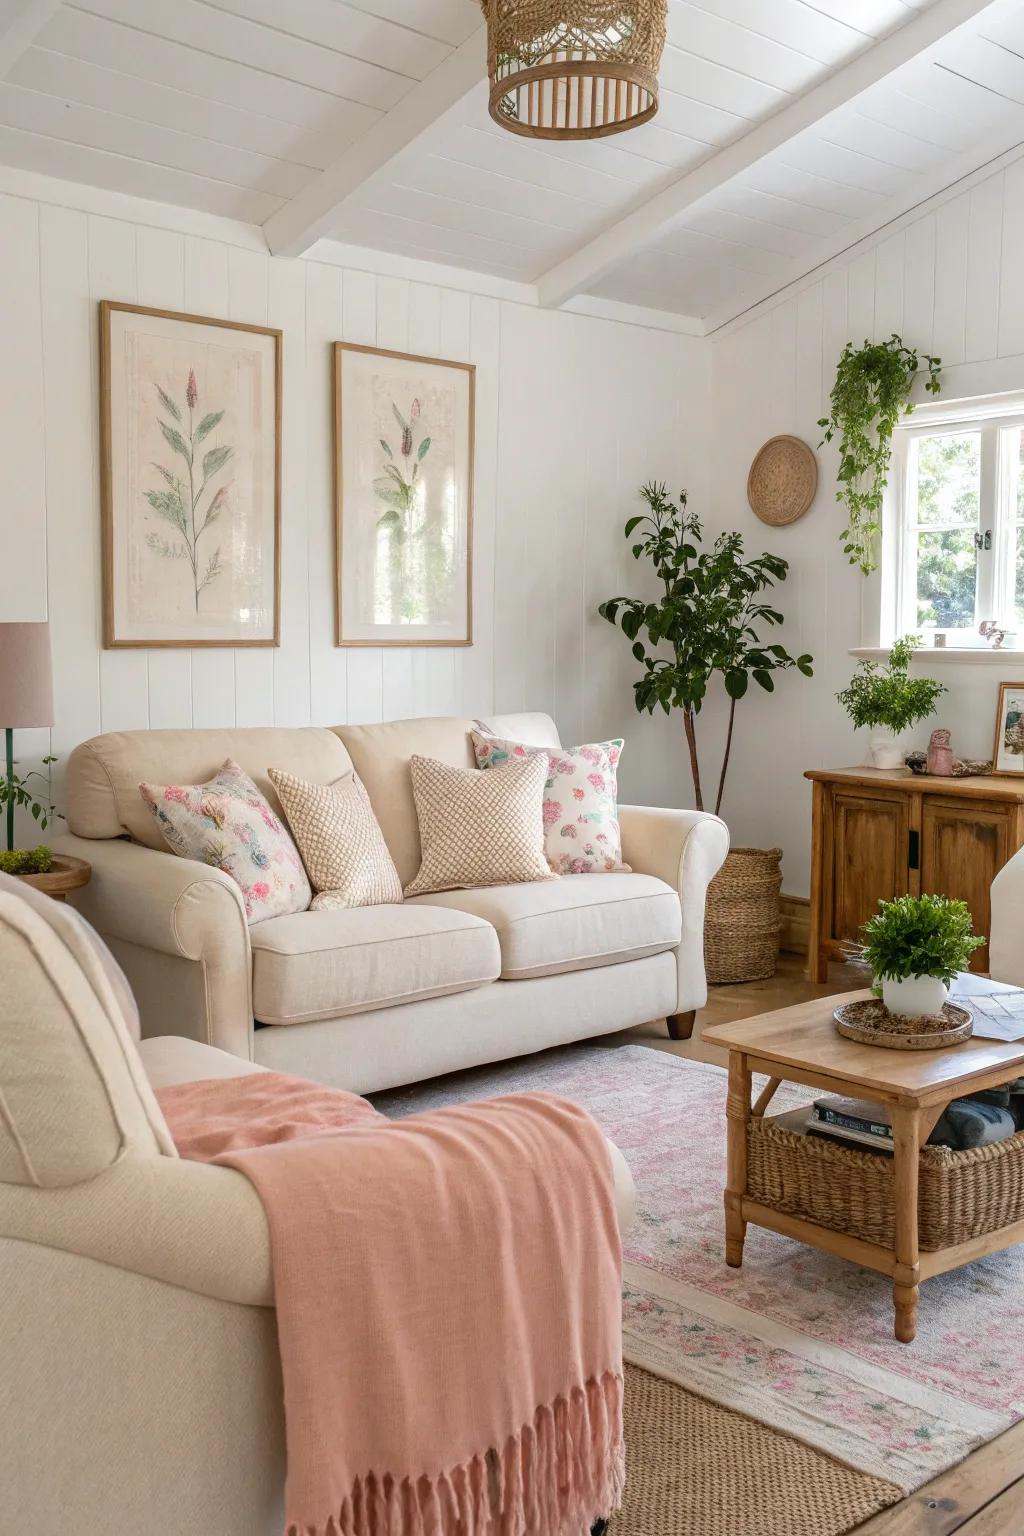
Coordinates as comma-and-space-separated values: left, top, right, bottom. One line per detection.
0, 622, 54, 851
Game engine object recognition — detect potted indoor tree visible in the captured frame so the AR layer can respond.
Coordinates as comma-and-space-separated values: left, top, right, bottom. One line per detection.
599, 483, 813, 983
862, 893, 983, 1018
836, 635, 945, 769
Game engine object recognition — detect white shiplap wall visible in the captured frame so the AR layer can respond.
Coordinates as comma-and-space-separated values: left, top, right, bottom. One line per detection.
708, 149, 1024, 897
0, 180, 709, 829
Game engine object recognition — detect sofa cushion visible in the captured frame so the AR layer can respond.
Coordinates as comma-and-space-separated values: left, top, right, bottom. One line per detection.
66, 727, 354, 848
268, 767, 403, 909
334, 714, 561, 889
250, 904, 501, 1026
408, 872, 681, 980
404, 753, 555, 897
140, 759, 312, 923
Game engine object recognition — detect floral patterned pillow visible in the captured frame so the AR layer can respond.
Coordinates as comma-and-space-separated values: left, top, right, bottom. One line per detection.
470, 726, 630, 876
139, 759, 312, 924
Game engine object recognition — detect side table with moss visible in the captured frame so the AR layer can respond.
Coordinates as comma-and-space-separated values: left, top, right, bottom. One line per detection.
0, 847, 91, 902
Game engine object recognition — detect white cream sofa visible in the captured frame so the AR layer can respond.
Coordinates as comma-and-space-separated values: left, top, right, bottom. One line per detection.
989, 849, 1024, 984
53, 713, 728, 1094
0, 874, 635, 1533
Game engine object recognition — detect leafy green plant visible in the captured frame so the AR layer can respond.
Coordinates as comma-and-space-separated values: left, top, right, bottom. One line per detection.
818, 334, 941, 574
599, 483, 813, 815
0, 845, 54, 875
1, 751, 61, 852
861, 893, 983, 985
836, 634, 945, 734
144, 368, 233, 612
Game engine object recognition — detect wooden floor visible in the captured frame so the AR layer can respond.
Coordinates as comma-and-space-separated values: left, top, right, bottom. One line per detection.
612, 953, 1024, 1536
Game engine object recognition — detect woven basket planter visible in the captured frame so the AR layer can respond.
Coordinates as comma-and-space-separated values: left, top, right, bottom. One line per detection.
748, 1117, 1024, 1252
704, 846, 782, 985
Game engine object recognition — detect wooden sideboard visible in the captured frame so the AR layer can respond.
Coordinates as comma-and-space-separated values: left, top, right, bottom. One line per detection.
805, 766, 1024, 982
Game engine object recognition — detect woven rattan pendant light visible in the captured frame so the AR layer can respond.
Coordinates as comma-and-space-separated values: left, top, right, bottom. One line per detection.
480, 1, 667, 140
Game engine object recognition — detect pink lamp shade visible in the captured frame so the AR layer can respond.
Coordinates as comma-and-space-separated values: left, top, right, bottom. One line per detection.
0, 622, 54, 728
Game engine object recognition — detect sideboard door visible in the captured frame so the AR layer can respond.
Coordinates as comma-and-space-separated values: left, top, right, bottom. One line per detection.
831, 790, 912, 945
920, 798, 1011, 972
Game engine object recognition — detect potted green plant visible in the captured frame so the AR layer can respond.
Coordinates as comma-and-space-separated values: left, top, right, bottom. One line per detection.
0, 751, 61, 873
818, 334, 941, 574
862, 893, 984, 1018
599, 483, 813, 983
836, 635, 945, 769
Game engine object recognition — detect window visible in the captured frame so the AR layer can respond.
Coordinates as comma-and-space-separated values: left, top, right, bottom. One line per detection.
890, 397, 1024, 646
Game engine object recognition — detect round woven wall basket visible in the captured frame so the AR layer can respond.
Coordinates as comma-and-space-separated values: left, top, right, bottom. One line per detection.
704, 847, 783, 984
747, 435, 817, 527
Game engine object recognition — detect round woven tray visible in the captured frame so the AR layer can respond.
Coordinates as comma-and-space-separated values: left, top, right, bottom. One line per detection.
747, 435, 817, 526
833, 998, 973, 1050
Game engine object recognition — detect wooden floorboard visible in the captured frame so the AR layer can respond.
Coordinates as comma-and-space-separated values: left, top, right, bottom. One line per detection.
614, 954, 1024, 1536
852, 1422, 1024, 1534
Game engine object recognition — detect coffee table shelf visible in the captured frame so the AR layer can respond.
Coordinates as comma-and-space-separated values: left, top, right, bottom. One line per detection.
703, 991, 1024, 1344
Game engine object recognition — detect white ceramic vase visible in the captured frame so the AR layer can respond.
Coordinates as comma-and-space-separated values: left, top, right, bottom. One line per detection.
880, 974, 948, 1019
869, 728, 906, 771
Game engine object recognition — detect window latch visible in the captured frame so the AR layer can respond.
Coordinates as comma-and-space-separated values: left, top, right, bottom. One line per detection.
974, 529, 993, 550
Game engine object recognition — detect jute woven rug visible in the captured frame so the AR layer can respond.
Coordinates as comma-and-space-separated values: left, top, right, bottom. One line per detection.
376, 1044, 1024, 1497
613, 1364, 902, 1536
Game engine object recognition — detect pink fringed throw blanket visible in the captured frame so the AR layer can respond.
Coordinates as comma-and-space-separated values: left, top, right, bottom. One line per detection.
157, 1071, 624, 1536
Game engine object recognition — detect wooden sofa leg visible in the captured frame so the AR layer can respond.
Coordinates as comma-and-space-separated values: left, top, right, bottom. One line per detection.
666, 1010, 695, 1042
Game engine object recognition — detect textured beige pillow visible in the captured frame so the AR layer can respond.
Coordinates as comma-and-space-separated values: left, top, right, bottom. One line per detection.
268, 767, 403, 910
404, 752, 556, 897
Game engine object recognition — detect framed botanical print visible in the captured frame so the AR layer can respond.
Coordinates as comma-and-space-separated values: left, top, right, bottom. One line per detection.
993, 681, 1024, 774
334, 342, 474, 646
100, 301, 281, 647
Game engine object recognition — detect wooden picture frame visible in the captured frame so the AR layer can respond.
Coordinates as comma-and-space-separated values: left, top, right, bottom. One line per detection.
992, 681, 1024, 775
100, 300, 282, 648
334, 341, 475, 647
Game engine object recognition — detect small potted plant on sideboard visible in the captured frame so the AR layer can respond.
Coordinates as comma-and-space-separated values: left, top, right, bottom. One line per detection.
861, 893, 984, 1018
836, 634, 945, 769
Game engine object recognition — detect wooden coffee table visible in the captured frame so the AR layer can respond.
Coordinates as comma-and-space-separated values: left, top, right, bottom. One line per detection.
703, 992, 1024, 1344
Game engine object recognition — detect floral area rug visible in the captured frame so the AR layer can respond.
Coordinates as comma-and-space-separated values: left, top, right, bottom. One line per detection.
374, 1044, 1024, 1493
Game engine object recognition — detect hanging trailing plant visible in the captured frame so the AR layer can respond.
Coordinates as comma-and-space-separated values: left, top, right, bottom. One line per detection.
818, 334, 942, 575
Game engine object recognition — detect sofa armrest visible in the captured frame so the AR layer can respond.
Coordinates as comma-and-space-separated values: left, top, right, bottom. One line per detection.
618, 804, 729, 1014
990, 849, 1024, 986
52, 832, 254, 1059
0, 1154, 273, 1308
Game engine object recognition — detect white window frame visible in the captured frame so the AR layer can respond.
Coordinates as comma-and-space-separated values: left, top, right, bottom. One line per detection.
884, 391, 1024, 651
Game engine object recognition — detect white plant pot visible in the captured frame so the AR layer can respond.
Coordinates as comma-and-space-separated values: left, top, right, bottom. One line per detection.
869, 728, 906, 771
881, 974, 949, 1019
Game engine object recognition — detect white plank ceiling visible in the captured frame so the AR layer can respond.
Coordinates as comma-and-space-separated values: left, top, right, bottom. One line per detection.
3, 0, 1024, 325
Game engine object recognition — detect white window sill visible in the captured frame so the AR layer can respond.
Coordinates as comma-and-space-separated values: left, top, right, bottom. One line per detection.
850, 647, 1024, 666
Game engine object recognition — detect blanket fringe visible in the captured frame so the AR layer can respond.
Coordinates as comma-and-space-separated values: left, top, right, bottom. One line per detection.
292, 1371, 625, 1536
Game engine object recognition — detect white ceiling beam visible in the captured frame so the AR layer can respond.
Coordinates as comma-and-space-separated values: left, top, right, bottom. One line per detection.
0, 0, 61, 78
535, 0, 1005, 309
263, 26, 486, 259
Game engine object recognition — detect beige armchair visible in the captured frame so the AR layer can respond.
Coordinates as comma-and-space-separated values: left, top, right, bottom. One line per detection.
0, 875, 635, 1534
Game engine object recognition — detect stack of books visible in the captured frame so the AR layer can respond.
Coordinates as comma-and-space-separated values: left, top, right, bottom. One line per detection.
808, 1095, 893, 1152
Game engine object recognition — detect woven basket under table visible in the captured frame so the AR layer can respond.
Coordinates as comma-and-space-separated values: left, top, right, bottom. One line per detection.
704, 846, 782, 985
748, 1117, 1024, 1252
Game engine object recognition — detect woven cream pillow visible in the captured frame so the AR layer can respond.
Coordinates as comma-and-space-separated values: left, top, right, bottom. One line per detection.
404, 752, 556, 897
268, 767, 403, 910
